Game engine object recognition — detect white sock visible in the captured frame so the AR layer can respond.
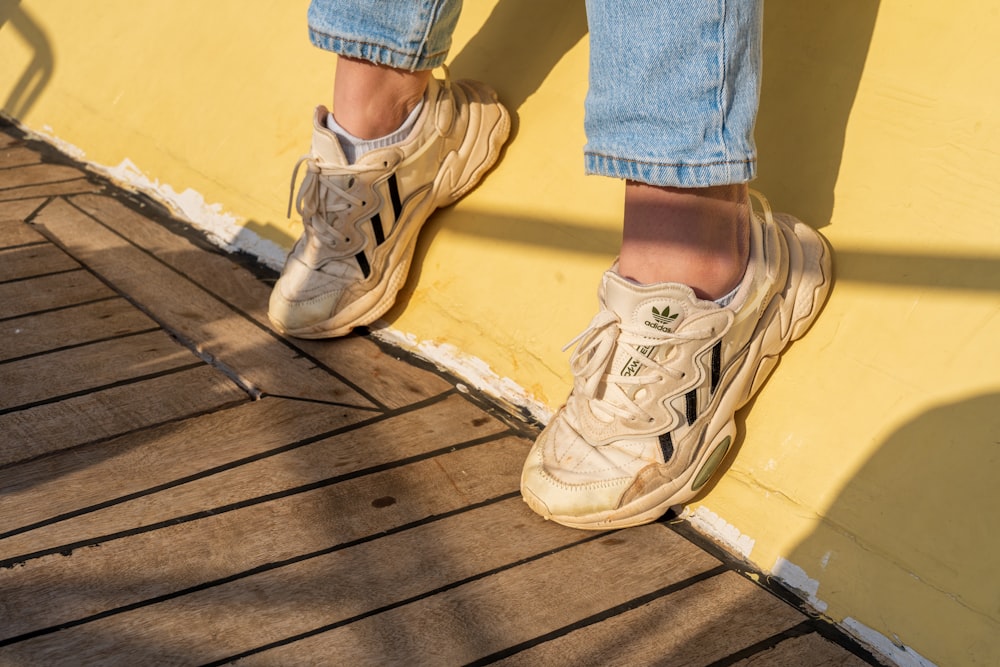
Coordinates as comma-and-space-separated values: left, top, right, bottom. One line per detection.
326, 100, 423, 164
714, 276, 743, 307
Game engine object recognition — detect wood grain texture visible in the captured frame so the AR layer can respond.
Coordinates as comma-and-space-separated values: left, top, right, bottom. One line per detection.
0, 162, 87, 190
0, 435, 529, 648
0, 270, 114, 320
0, 242, 80, 281
1, 330, 204, 411
0, 298, 157, 362
0, 393, 503, 560
732, 632, 872, 666
237, 526, 721, 666
0, 144, 43, 168
0, 199, 47, 226
0, 177, 101, 201
492, 571, 807, 666
70, 193, 455, 408
0, 366, 247, 466
32, 197, 372, 408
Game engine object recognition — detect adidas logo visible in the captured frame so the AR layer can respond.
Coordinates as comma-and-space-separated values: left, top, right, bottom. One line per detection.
645, 305, 678, 332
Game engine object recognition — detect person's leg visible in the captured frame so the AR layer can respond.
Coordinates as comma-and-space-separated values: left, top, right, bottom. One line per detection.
620, 182, 749, 300
521, 0, 832, 529
331, 58, 432, 140
269, 0, 510, 337
585, 0, 761, 299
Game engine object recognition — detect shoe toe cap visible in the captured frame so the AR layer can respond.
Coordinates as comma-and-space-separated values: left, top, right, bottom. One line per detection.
519, 428, 634, 523
268, 280, 341, 333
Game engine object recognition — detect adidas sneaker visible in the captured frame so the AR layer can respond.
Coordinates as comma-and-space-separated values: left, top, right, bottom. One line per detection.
520, 192, 832, 529
269, 75, 510, 338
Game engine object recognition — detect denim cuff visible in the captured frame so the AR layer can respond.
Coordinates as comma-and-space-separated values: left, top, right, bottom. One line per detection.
308, 29, 449, 71
584, 152, 756, 188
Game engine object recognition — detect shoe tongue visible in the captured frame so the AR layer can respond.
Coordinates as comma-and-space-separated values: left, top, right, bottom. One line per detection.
602, 271, 712, 378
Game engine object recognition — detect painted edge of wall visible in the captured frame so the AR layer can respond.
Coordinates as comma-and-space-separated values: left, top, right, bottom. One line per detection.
19, 123, 289, 271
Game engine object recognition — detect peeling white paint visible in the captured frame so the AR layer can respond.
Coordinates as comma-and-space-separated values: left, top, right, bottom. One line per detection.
23, 125, 289, 269
682, 506, 755, 559
772, 557, 828, 613
372, 326, 553, 425
842, 617, 938, 667
820, 550, 833, 570
102, 158, 288, 269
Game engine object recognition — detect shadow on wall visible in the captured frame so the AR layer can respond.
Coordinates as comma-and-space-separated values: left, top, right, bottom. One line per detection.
785, 392, 1000, 665
0, 0, 54, 119
449, 0, 588, 116
754, 1, 880, 228
427, 1, 877, 251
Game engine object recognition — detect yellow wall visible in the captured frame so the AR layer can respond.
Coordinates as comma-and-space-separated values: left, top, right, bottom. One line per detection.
4, 2, 998, 664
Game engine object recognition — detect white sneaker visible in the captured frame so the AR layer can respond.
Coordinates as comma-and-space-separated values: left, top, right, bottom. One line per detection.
521, 192, 832, 529
269, 76, 510, 338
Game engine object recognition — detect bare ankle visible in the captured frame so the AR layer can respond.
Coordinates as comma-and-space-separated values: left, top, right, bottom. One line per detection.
331, 57, 431, 139
618, 182, 750, 301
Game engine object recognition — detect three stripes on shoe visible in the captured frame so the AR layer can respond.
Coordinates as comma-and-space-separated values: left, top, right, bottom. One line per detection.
355, 174, 403, 278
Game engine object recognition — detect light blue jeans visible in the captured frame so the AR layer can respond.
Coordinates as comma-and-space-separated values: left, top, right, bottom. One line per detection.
307, 0, 762, 188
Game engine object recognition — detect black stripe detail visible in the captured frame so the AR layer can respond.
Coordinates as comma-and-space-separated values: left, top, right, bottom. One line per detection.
685, 390, 698, 426
658, 431, 674, 462
355, 251, 371, 278
387, 173, 403, 219
369, 213, 385, 245
711, 340, 722, 393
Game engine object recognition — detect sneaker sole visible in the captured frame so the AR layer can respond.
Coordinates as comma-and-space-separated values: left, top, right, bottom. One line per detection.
525, 215, 833, 530
274, 82, 511, 339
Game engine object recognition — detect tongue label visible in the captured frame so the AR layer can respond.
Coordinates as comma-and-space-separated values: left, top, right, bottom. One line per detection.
644, 305, 679, 333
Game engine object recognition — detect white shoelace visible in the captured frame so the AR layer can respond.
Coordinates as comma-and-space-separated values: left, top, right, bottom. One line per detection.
564, 310, 715, 423
287, 156, 380, 251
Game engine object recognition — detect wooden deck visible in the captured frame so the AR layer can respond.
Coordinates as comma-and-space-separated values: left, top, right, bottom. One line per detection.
0, 122, 880, 666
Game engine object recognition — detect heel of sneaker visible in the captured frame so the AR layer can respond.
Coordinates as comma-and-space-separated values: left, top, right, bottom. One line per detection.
436, 80, 511, 206
778, 214, 833, 342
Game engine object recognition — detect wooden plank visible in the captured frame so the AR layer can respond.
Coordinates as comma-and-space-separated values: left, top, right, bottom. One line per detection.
0, 217, 46, 245
0, 270, 114, 320
0, 162, 86, 191
0, 396, 376, 532
70, 193, 455, 408
0, 366, 248, 467
732, 632, 871, 666
298, 335, 455, 409
0, 497, 602, 664
0, 129, 18, 149
0, 178, 101, 201
0, 434, 531, 649
0, 393, 506, 561
491, 570, 807, 666
0, 243, 80, 281
235, 525, 723, 666
0, 298, 157, 362
0, 144, 43, 168
0, 198, 46, 225
32, 197, 373, 408
1, 329, 204, 411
